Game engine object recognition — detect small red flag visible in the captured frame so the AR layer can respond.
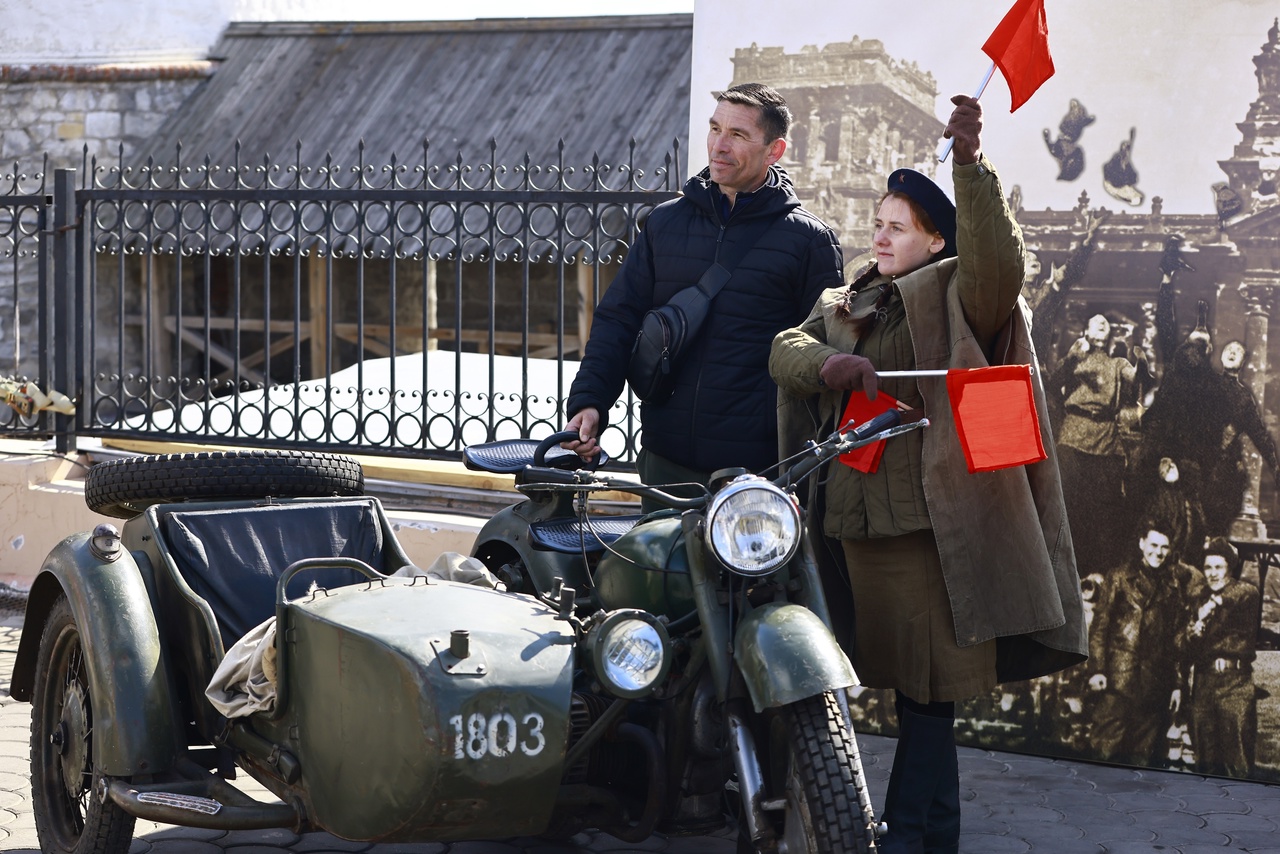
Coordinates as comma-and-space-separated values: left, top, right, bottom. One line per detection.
837, 390, 902, 474
946, 365, 1046, 473
982, 0, 1055, 112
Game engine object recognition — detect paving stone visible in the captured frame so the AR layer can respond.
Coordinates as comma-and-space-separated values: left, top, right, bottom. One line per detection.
1038, 789, 1114, 812
290, 831, 373, 852
1107, 791, 1182, 812
144, 826, 237, 843
954, 831, 1029, 852
1089, 776, 1168, 796
983, 803, 1064, 823
219, 827, 302, 848
1216, 829, 1280, 850
1198, 810, 1277, 834
577, 832, 665, 851
1022, 840, 1104, 854
657, 837, 736, 853
1093, 844, 1181, 853
1080, 821, 1159, 844
1148, 826, 1230, 847
955, 815, 1011, 836
1176, 793, 1250, 815
146, 842, 226, 854
1043, 805, 1136, 830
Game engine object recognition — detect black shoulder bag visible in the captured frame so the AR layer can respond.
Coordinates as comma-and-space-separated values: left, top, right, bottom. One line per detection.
626, 211, 782, 404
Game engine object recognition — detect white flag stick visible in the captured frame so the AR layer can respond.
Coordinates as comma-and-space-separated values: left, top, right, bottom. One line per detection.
877, 364, 1036, 378
937, 61, 997, 163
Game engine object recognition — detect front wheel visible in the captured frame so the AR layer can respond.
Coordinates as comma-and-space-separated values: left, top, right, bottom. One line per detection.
30, 595, 136, 854
749, 691, 877, 854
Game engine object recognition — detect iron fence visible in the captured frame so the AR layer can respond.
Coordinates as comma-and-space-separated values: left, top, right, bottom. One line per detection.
2, 140, 683, 463
0, 156, 53, 436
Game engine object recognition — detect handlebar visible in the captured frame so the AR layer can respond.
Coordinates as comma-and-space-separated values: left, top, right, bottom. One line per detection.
535, 429, 604, 469
518, 465, 709, 510
518, 409, 928, 510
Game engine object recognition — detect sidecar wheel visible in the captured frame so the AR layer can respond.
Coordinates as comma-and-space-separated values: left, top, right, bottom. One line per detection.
85, 449, 364, 518
30, 595, 136, 854
758, 691, 875, 854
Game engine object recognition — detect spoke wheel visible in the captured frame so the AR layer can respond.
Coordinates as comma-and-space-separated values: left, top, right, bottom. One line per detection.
30, 595, 136, 854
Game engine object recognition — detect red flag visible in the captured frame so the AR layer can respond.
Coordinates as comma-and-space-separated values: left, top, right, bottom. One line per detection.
837, 390, 902, 474
982, 0, 1055, 112
946, 365, 1046, 473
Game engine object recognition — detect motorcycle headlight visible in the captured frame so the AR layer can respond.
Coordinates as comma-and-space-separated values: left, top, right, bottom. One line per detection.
707, 477, 800, 576
586, 610, 671, 699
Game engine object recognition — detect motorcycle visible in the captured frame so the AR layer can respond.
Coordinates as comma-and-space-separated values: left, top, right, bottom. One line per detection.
464, 409, 926, 852
10, 411, 921, 854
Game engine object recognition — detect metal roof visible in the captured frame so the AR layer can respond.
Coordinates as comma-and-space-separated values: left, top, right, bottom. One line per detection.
128, 15, 692, 181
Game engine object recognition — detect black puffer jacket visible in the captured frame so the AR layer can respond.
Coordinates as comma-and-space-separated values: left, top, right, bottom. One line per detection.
567, 165, 843, 472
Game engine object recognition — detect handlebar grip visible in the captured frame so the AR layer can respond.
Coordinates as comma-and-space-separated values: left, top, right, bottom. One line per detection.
849, 409, 901, 440
534, 431, 581, 465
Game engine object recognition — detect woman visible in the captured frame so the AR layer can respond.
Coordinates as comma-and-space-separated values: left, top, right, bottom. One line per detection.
769, 95, 1085, 854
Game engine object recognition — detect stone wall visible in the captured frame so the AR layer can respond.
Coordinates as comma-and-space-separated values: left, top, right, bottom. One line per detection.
0, 64, 210, 379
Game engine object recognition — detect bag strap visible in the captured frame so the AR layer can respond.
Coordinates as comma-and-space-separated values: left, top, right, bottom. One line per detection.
692, 207, 788, 301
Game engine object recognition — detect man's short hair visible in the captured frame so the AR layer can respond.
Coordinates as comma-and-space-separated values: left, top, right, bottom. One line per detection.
718, 82, 792, 142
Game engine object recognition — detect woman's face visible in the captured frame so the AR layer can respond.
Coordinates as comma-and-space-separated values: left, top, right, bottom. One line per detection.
873, 196, 945, 277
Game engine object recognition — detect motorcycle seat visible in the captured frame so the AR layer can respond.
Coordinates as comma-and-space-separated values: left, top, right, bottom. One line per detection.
463, 438, 609, 474
529, 514, 644, 553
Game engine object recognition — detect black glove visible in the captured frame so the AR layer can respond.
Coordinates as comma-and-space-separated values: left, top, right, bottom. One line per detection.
820, 354, 879, 400
944, 95, 983, 165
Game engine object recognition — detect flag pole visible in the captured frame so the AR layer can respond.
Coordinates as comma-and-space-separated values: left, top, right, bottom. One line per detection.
878, 364, 1037, 378
936, 61, 997, 163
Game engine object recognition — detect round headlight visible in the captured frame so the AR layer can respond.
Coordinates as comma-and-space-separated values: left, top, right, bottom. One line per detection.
707, 478, 800, 576
587, 610, 671, 699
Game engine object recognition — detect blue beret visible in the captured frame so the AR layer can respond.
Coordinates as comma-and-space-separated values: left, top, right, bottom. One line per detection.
887, 168, 957, 259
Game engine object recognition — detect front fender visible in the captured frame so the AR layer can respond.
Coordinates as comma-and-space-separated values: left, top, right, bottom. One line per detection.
734, 602, 857, 713
12, 533, 177, 776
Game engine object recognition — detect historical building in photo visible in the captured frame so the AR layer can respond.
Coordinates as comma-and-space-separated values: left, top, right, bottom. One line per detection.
728, 36, 945, 253
731, 19, 1280, 783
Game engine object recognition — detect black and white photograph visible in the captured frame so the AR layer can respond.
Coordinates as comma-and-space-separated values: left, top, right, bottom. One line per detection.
691, 0, 1280, 782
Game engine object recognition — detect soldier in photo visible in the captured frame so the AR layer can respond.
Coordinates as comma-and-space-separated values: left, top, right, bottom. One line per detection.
1186, 537, 1261, 778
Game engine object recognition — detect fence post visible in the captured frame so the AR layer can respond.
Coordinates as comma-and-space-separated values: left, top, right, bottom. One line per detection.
51, 168, 76, 453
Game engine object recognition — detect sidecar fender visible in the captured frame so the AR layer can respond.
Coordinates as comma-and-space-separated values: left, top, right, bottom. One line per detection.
12, 533, 177, 776
734, 602, 857, 713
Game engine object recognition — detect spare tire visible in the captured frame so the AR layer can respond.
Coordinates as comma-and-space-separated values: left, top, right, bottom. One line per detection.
85, 450, 365, 518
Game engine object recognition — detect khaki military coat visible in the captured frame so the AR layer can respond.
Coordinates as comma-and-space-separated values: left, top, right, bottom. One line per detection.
770, 157, 1086, 683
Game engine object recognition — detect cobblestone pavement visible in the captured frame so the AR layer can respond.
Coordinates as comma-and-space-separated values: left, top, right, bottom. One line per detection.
5, 612, 1280, 853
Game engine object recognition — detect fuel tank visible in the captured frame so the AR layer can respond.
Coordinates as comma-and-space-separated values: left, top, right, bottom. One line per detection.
592, 516, 695, 620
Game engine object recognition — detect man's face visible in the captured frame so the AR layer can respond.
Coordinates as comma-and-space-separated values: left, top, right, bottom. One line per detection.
1203, 555, 1229, 591
707, 101, 783, 197
1138, 530, 1171, 569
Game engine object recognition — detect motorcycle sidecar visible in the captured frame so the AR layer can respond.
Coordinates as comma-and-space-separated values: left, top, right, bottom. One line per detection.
11, 451, 577, 853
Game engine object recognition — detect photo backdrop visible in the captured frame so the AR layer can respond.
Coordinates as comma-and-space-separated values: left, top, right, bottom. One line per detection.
690, 0, 1280, 781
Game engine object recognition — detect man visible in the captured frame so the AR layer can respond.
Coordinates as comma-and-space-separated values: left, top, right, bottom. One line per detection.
1186, 537, 1259, 777
1051, 313, 1149, 575
562, 83, 843, 491
1088, 524, 1205, 767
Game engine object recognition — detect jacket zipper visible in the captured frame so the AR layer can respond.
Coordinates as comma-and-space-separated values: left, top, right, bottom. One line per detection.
689, 222, 727, 450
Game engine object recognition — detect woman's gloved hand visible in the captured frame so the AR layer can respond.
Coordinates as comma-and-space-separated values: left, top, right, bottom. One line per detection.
944, 95, 983, 166
820, 353, 879, 399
